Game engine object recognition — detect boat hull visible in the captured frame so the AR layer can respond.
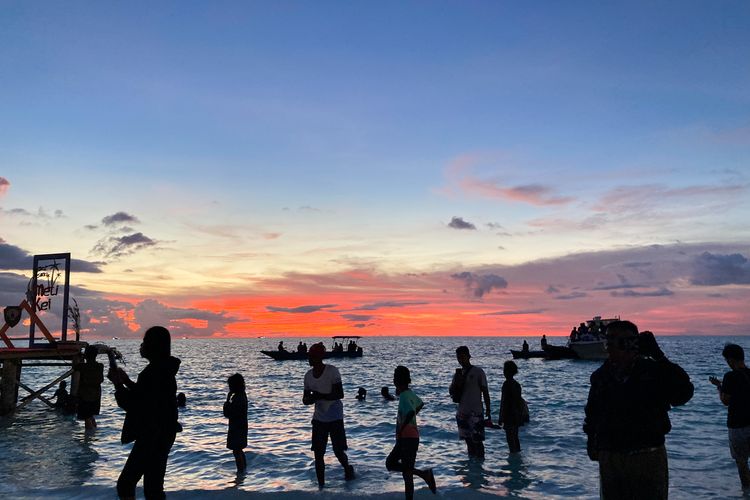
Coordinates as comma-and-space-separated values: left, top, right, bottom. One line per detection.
569, 340, 607, 360
261, 349, 363, 361
510, 349, 548, 359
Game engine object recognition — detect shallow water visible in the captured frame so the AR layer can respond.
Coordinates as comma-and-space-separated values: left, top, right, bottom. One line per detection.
0, 336, 746, 499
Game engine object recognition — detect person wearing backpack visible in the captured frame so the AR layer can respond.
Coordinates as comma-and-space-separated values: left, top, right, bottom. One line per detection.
711, 343, 750, 491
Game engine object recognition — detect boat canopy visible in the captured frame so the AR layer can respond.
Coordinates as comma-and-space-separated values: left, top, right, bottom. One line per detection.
332, 335, 362, 339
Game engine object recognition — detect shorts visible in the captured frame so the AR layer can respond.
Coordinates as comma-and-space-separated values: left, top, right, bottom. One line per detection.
456, 412, 485, 442
311, 419, 348, 454
77, 399, 100, 420
729, 425, 750, 462
598, 445, 667, 500
386, 438, 419, 473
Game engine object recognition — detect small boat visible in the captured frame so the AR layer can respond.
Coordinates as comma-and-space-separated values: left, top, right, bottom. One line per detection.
261, 335, 364, 361
511, 349, 548, 359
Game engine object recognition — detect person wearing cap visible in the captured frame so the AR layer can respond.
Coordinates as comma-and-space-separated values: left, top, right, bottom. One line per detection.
449, 345, 492, 459
711, 343, 750, 491
583, 321, 694, 500
303, 342, 354, 489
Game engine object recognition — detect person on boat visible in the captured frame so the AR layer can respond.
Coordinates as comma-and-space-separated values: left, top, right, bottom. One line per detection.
356, 387, 367, 401
498, 360, 524, 453
303, 342, 355, 488
583, 322, 693, 500
109, 325, 182, 500
386, 365, 437, 499
570, 328, 578, 342
382, 386, 397, 401
449, 346, 492, 459
521, 340, 529, 352
297, 341, 305, 353
540, 335, 548, 349
710, 343, 750, 491
76, 345, 104, 430
278, 341, 286, 352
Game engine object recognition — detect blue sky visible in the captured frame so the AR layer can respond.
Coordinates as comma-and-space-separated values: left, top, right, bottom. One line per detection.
1, 2, 749, 337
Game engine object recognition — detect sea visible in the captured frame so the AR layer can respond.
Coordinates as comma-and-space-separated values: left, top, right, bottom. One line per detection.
0, 335, 746, 499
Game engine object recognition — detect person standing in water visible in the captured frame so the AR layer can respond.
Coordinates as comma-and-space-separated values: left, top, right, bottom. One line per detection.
449, 345, 491, 459
224, 373, 248, 473
303, 342, 355, 489
498, 360, 523, 453
76, 345, 104, 430
386, 365, 436, 499
109, 326, 181, 500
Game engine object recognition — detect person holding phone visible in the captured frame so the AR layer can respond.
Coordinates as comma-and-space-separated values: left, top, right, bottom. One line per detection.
711, 343, 750, 491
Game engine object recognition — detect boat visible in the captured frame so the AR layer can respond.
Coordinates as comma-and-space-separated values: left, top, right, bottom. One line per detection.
261, 335, 364, 361
510, 349, 548, 359
567, 316, 620, 360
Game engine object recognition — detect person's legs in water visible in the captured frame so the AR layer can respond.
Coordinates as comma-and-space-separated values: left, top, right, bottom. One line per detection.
232, 449, 246, 473
386, 439, 435, 499
505, 426, 521, 453
329, 420, 354, 480
311, 420, 329, 488
142, 435, 175, 500
730, 427, 750, 489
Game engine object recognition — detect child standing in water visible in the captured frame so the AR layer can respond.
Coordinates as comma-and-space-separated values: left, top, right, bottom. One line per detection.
223, 373, 248, 472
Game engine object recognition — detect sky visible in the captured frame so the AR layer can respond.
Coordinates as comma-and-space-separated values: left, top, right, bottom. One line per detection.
1, 1, 749, 339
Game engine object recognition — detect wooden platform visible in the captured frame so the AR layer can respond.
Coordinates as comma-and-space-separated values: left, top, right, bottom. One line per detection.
0, 342, 87, 361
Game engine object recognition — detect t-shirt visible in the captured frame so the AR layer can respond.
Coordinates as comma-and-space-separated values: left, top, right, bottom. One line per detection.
397, 389, 423, 439
453, 365, 488, 415
722, 368, 750, 429
304, 364, 344, 422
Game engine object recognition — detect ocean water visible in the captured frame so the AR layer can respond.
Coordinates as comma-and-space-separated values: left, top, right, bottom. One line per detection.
0, 335, 746, 499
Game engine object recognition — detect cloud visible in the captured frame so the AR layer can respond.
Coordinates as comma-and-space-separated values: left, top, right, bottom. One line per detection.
555, 291, 588, 300
102, 212, 140, 226
92, 232, 158, 259
481, 309, 546, 316
610, 287, 674, 298
353, 300, 429, 311
593, 184, 746, 215
451, 271, 508, 298
0, 242, 102, 272
0, 177, 9, 196
84, 225, 98, 230
266, 304, 337, 313
448, 217, 476, 230
690, 252, 750, 286
342, 314, 374, 322
546, 285, 560, 294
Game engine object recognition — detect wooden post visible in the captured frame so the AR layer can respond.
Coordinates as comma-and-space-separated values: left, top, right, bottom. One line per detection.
0, 359, 21, 415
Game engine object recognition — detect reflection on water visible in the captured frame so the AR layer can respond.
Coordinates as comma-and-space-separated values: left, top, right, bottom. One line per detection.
0, 336, 749, 498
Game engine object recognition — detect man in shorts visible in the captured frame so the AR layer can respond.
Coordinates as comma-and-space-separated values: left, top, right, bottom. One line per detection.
711, 343, 750, 491
449, 345, 492, 459
303, 342, 355, 489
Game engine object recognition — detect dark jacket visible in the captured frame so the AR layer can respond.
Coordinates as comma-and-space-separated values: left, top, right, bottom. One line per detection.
500, 379, 523, 427
223, 391, 248, 450
584, 356, 693, 454
115, 356, 181, 444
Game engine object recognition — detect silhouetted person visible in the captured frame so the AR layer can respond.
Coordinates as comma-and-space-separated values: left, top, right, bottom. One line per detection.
540, 335, 548, 349
521, 340, 529, 353
303, 342, 354, 488
498, 360, 523, 453
76, 345, 104, 430
109, 326, 181, 500
356, 387, 367, 401
381, 386, 397, 401
53, 380, 71, 410
278, 340, 285, 352
224, 373, 248, 473
449, 346, 491, 459
386, 365, 436, 499
711, 343, 750, 490
584, 322, 693, 500
176, 392, 186, 408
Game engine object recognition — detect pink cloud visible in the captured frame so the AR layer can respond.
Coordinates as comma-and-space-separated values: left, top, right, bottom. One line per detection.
443, 156, 572, 206
0, 177, 9, 197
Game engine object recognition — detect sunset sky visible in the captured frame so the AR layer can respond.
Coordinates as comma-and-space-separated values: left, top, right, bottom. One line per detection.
2, 2, 749, 339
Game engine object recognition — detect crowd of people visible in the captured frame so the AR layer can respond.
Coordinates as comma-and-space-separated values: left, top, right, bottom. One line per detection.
45, 321, 750, 499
